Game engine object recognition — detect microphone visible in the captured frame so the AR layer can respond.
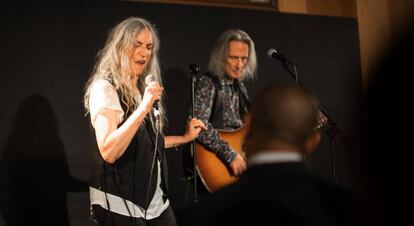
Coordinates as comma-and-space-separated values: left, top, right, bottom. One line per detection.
144, 74, 160, 118
267, 48, 292, 64
268, 48, 298, 86
189, 63, 200, 75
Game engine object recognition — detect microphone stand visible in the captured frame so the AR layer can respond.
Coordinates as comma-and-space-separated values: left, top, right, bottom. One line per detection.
189, 63, 200, 201
277, 59, 344, 184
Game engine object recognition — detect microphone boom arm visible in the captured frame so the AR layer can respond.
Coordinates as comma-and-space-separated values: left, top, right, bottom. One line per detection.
270, 50, 344, 184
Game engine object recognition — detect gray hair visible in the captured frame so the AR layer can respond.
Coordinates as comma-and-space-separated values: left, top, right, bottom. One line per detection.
84, 17, 166, 131
208, 29, 257, 80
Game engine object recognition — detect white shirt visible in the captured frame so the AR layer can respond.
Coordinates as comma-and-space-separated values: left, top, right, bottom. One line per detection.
88, 79, 169, 219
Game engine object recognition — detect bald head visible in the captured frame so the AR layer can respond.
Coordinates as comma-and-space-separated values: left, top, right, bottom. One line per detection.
246, 83, 320, 156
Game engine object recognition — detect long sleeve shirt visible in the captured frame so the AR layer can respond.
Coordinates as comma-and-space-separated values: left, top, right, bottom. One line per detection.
194, 73, 249, 166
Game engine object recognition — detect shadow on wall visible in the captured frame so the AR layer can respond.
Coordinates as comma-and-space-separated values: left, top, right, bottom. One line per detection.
163, 66, 216, 215
163, 67, 197, 210
0, 94, 88, 226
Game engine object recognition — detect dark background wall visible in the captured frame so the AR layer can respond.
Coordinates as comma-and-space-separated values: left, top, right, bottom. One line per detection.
0, 1, 362, 225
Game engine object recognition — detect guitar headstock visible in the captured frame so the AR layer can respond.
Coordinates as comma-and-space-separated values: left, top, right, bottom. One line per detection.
314, 110, 328, 131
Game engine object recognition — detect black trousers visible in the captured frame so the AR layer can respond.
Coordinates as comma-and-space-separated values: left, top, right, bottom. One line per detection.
91, 204, 177, 226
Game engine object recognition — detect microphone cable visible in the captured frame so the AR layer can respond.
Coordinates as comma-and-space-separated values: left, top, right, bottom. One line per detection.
143, 115, 160, 223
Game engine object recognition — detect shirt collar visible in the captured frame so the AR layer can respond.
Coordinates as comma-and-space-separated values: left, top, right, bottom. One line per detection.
248, 151, 303, 167
219, 76, 236, 86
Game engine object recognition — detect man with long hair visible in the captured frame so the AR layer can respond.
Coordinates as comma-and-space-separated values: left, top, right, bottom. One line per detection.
194, 29, 257, 189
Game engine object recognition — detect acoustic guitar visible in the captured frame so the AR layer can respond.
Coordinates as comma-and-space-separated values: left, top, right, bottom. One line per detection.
195, 110, 328, 193
195, 124, 249, 193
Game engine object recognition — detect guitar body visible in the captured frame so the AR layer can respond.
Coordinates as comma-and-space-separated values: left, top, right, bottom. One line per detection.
195, 125, 249, 193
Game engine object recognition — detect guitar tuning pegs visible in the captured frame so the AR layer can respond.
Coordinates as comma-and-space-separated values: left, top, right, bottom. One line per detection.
314, 110, 328, 131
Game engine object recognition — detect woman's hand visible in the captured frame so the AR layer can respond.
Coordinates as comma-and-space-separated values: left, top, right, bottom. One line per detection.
183, 118, 207, 142
141, 82, 163, 112
164, 118, 206, 149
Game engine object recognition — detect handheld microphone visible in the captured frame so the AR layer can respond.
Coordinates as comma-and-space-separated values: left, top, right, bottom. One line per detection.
144, 74, 160, 118
267, 48, 292, 64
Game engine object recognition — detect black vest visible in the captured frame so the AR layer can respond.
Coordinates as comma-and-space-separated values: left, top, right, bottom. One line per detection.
89, 85, 168, 210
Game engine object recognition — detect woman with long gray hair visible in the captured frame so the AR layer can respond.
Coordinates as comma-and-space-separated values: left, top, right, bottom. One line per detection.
83, 17, 205, 226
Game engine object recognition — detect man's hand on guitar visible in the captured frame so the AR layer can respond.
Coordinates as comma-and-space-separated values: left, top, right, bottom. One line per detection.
230, 153, 247, 176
